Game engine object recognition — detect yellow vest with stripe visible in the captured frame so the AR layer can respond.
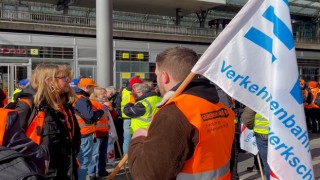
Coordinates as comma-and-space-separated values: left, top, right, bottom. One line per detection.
10, 88, 21, 102
253, 113, 269, 135
130, 95, 162, 134
121, 88, 132, 119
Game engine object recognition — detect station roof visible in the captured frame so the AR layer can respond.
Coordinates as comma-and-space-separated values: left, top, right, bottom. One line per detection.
24, 0, 225, 16
19, 0, 320, 19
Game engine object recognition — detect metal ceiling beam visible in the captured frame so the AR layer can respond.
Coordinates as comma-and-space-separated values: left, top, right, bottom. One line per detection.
289, 2, 320, 11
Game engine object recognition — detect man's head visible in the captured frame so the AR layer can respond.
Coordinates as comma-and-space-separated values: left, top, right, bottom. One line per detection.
143, 79, 154, 89
155, 47, 198, 96
134, 83, 151, 98
78, 78, 98, 94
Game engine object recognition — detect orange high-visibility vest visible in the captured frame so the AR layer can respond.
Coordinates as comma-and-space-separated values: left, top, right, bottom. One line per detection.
25, 111, 45, 145
74, 94, 95, 135
160, 94, 235, 180
90, 100, 109, 138
0, 109, 17, 145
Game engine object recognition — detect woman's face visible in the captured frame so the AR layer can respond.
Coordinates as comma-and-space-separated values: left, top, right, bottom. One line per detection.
97, 90, 108, 99
54, 73, 71, 94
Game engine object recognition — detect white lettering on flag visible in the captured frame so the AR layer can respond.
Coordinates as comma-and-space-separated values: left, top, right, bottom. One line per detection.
240, 123, 258, 155
191, 0, 314, 179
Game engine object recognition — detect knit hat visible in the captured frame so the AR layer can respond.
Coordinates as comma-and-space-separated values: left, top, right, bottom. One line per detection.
18, 79, 29, 86
129, 77, 142, 87
78, 78, 98, 87
308, 81, 318, 88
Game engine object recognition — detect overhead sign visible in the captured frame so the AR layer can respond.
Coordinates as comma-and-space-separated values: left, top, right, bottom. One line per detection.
30, 49, 39, 55
0, 48, 27, 55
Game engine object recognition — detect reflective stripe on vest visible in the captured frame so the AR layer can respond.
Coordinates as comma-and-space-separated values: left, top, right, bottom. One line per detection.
253, 113, 269, 135
90, 99, 109, 137
75, 114, 95, 135
121, 88, 132, 119
0, 109, 17, 145
177, 162, 230, 180
131, 95, 162, 134
74, 94, 95, 135
26, 111, 45, 145
160, 94, 235, 180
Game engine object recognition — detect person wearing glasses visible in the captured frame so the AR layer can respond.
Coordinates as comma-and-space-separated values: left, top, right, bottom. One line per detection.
123, 83, 162, 136
30, 64, 81, 179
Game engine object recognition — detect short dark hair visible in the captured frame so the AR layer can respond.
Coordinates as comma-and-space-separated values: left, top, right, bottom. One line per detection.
156, 47, 198, 82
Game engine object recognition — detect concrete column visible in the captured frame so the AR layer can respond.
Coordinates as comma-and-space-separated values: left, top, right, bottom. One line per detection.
96, 0, 113, 87
176, 8, 182, 25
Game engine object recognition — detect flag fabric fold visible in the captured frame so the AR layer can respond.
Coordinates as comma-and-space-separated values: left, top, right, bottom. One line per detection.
240, 123, 258, 155
107, 110, 118, 166
192, 0, 314, 179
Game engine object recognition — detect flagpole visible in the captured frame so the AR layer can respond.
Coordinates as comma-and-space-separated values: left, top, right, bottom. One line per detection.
107, 154, 128, 180
107, 72, 197, 179
257, 153, 266, 180
115, 139, 129, 180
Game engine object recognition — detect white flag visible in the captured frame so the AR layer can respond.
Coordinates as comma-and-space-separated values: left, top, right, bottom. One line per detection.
192, 0, 314, 179
240, 123, 258, 155
106, 110, 117, 165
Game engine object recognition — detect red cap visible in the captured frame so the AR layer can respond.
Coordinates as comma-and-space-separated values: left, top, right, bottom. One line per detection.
129, 77, 142, 87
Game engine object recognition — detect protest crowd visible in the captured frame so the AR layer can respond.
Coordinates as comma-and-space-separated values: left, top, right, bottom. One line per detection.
0, 46, 317, 180
0, 1, 318, 180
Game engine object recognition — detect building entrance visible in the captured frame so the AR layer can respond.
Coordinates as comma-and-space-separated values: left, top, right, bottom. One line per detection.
0, 63, 31, 100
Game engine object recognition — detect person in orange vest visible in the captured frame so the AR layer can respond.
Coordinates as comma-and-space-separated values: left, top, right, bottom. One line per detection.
128, 47, 235, 179
300, 79, 312, 132
73, 78, 104, 180
305, 81, 320, 133
30, 64, 81, 179
88, 87, 110, 179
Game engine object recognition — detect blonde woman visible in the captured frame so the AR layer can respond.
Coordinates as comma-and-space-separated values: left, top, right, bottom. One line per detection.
31, 64, 81, 180
88, 87, 110, 178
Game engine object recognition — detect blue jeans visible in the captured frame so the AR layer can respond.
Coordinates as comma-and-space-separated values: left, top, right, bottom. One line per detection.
123, 119, 132, 155
255, 134, 270, 180
88, 136, 109, 177
77, 135, 94, 180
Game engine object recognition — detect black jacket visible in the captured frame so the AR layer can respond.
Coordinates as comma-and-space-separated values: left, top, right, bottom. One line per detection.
123, 91, 159, 118
40, 100, 80, 180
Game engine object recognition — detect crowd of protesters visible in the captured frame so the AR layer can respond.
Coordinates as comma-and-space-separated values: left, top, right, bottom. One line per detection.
0, 46, 318, 180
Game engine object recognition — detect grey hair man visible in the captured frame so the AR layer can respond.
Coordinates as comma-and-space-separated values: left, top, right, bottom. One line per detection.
123, 83, 162, 135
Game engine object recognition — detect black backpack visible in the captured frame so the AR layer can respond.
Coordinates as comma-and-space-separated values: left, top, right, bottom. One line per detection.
0, 146, 46, 180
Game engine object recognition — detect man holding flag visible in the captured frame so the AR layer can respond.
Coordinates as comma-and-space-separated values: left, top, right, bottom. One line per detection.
128, 47, 236, 179
191, 0, 314, 179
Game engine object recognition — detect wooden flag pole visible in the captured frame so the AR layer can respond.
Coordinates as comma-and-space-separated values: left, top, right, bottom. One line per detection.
107, 154, 128, 180
107, 72, 197, 180
256, 153, 266, 180
115, 139, 129, 180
